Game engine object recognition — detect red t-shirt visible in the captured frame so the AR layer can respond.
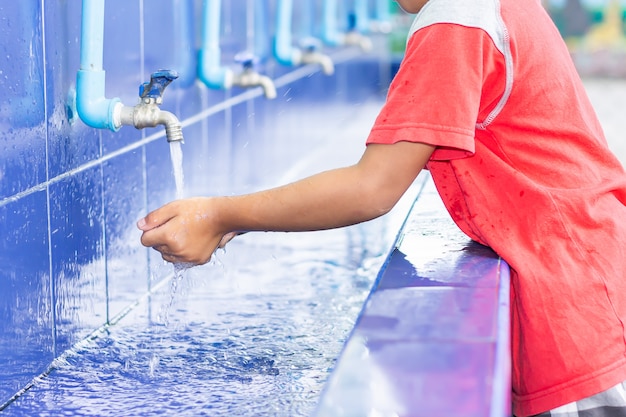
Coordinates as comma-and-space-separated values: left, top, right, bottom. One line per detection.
367, 0, 626, 415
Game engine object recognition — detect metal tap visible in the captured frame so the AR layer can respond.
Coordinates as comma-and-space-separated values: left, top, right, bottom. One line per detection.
116, 70, 184, 142
343, 31, 373, 52
344, 13, 373, 52
300, 38, 335, 76
232, 52, 277, 99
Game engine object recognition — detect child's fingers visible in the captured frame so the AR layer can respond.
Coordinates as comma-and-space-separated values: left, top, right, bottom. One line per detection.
140, 227, 169, 249
137, 203, 178, 231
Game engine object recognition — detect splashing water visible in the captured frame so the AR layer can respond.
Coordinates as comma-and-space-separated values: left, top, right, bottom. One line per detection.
5, 219, 399, 417
158, 262, 195, 326
169, 141, 185, 200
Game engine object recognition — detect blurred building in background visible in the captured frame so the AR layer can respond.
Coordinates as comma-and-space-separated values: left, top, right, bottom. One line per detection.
545, 0, 626, 77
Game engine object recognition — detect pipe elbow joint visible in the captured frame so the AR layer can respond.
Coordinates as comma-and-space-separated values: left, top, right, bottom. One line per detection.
76, 70, 122, 131
198, 49, 234, 90
273, 41, 302, 67
322, 34, 342, 48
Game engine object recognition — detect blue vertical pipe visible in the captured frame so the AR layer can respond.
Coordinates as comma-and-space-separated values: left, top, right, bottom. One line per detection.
372, 0, 392, 32
273, 0, 301, 66
322, 0, 342, 46
254, 0, 270, 62
376, 0, 390, 23
198, 0, 233, 90
76, 0, 121, 131
172, 0, 196, 88
354, 0, 370, 33
298, 0, 314, 40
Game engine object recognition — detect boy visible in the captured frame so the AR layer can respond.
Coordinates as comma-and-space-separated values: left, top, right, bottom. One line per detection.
137, 0, 626, 415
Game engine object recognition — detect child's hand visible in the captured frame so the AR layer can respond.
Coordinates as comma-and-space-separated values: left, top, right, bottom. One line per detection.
136, 198, 226, 265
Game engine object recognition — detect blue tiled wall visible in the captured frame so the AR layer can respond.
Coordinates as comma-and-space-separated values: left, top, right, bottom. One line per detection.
0, 0, 393, 405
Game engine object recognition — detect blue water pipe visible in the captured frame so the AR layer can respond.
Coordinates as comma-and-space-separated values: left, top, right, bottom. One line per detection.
197, 0, 234, 90
254, 0, 270, 62
273, 0, 303, 67
375, 0, 390, 23
372, 0, 392, 33
172, 0, 196, 88
75, 0, 121, 131
322, 0, 342, 46
353, 0, 370, 34
296, 0, 315, 42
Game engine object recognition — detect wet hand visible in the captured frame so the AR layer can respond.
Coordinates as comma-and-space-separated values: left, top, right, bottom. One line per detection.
137, 198, 227, 265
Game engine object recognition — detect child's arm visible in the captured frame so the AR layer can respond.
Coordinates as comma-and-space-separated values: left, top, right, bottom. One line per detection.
137, 141, 435, 265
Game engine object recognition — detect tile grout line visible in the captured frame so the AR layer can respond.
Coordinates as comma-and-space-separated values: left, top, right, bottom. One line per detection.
39, 0, 58, 361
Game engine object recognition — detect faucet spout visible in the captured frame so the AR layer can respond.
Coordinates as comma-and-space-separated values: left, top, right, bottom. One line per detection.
343, 31, 373, 52
301, 51, 335, 76
117, 104, 184, 143
232, 53, 277, 99
160, 112, 184, 143
232, 69, 278, 99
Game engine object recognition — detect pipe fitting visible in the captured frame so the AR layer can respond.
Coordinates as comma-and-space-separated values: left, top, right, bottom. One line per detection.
76, 70, 122, 131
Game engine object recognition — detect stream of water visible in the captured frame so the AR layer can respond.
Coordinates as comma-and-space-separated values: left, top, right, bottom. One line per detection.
169, 141, 185, 200
161, 140, 189, 325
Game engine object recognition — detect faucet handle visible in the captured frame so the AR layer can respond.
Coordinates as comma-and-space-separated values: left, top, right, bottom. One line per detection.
299, 37, 322, 53
139, 69, 179, 101
234, 52, 259, 70
347, 12, 357, 31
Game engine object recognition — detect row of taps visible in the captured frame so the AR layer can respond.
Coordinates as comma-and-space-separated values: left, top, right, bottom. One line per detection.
75, 0, 392, 143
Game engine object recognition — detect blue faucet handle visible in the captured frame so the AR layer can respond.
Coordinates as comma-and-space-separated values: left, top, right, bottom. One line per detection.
140, 69, 179, 99
234, 52, 259, 69
299, 37, 322, 52
347, 12, 357, 31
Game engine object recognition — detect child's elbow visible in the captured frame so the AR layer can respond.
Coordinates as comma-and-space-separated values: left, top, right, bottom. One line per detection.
362, 185, 402, 220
